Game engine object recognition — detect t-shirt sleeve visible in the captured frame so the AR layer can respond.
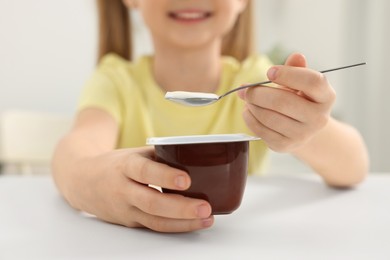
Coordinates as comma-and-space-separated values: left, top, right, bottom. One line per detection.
77, 55, 123, 126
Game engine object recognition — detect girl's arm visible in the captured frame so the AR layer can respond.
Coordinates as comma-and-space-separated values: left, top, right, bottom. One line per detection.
239, 53, 369, 187
51, 108, 213, 232
291, 117, 369, 187
51, 108, 118, 208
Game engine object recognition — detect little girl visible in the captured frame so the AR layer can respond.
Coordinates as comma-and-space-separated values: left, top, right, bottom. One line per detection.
52, 0, 369, 233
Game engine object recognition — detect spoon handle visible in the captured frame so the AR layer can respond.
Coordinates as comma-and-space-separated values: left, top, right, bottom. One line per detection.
319, 62, 367, 73
219, 62, 367, 99
219, 80, 273, 98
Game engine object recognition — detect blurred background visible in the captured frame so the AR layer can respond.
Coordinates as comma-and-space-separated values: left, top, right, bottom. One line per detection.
0, 0, 388, 174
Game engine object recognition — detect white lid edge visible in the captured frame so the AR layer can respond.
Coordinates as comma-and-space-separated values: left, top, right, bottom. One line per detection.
146, 133, 260, 145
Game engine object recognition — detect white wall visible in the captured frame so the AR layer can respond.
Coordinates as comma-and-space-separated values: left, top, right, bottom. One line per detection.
255, 0, 364, 173
255, 0, 367, 116
341, 0, 390, 171
0, 0, 97, 116
256, 0, 389, 172
0, 0, 388, 171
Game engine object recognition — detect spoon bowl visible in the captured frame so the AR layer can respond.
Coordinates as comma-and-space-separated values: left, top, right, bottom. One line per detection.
165, 62, 366, 106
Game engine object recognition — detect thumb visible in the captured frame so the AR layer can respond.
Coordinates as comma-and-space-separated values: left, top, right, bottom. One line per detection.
284, 52, 307, 68
283, 53, 313, 99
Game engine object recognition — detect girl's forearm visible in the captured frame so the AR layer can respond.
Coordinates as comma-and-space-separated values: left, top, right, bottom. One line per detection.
292, 117, 369, 187
51, 132, 110, 210
52, 109, 119, 209
52, 136, 87, 210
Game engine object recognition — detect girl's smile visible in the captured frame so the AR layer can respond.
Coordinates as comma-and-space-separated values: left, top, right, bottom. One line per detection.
129, 0, 247, 51
168, 10, 212, 24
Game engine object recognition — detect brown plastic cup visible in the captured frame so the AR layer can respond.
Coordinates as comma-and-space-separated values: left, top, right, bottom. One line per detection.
147, 134, 259, 214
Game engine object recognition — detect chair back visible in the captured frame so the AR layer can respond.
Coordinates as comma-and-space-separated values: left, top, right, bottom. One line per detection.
0, 110, 72, 174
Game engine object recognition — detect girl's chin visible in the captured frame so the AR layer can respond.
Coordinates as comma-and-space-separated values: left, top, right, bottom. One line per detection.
163, 34, 220, 50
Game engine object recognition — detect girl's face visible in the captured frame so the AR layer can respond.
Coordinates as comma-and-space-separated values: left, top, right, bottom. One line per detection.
125, 0, 248, 51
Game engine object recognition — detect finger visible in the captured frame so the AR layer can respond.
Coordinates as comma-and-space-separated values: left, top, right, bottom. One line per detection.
267, 65, 334, 103
128, 181, 212, 219
123, 147, 191, 191
284, 52, 307, 67
242, 106, 290, 151
267, 52, 335, 104
245, 86, 319, 123
282, 52, 307, 96
132, 207, 214, 233
243, 107, 308, 152
246, 103, 306, 141
237, 88, 247, 100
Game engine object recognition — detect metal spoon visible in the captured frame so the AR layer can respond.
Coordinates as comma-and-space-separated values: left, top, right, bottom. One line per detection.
165, 62, 366, 106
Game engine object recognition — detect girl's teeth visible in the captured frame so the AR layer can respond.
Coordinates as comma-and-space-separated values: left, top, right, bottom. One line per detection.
178, 13, 203, 19
174, 12, 208, 20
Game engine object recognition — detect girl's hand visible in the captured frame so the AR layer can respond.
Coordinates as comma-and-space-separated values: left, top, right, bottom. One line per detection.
73, 147, 213, 233
239, 53, 336, 152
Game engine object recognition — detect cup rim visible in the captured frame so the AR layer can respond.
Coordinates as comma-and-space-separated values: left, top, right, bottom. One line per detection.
146, 133, 260, 145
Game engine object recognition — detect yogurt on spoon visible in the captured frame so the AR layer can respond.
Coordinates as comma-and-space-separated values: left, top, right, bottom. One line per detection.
165, 91, 220, 106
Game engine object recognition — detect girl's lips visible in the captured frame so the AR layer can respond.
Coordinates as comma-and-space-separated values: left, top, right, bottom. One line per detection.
168, 10, 212, 23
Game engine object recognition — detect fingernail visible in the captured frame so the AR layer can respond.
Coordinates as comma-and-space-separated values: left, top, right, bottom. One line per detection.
197, 204, 211, 218
175, 176, 187, 189
237, 89, 246, 100
267, 67, 278, 80
202, 217, 214, 228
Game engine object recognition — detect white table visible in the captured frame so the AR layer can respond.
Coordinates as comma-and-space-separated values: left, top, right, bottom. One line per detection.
1, 173, 389, 260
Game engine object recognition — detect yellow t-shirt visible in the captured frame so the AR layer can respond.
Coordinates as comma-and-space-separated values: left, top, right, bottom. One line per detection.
78, 53, 273, 174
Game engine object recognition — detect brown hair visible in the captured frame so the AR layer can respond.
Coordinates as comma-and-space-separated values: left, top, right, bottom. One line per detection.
96, 0, 255, 62
222, 1, 255, 61
97, 0, 132, 61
